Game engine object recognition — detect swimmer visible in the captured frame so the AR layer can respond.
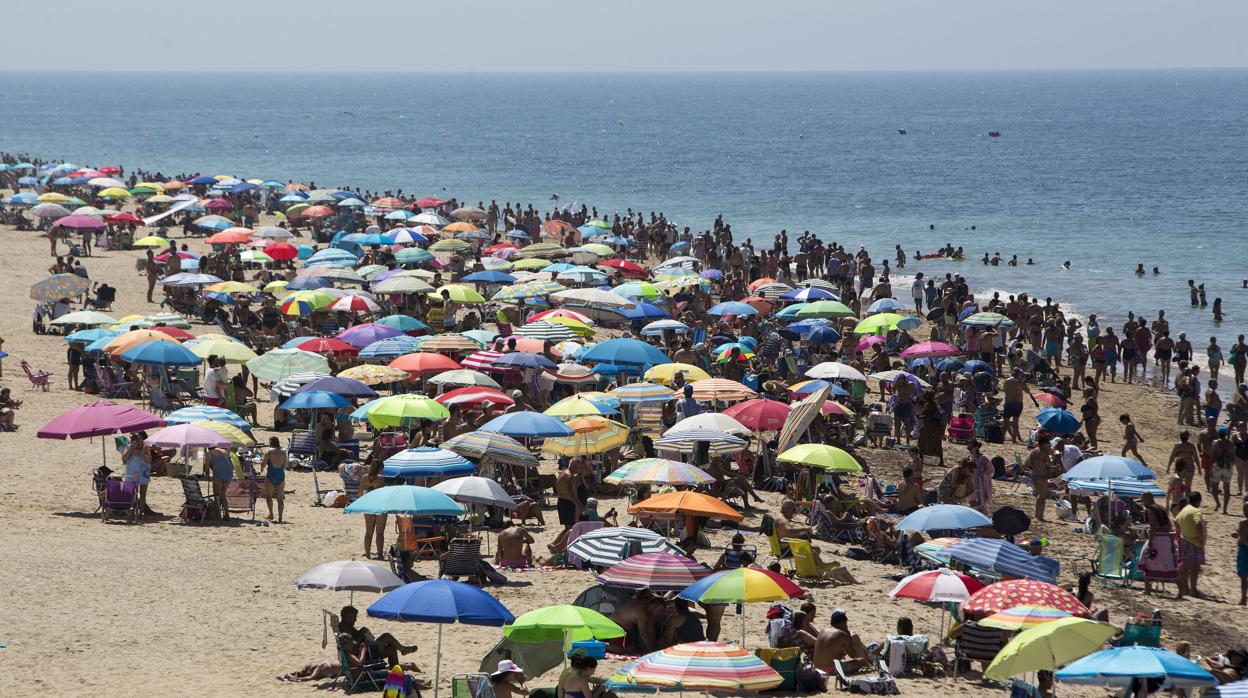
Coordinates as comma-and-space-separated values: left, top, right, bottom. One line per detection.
1063, 260, 1071, 270
1135, 264, 1145, 276
1026, 258, 1035, 265
1154, 267, 1161, 275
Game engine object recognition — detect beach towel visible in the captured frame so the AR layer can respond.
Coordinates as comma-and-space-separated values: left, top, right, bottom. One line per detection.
382, 665, 407, 698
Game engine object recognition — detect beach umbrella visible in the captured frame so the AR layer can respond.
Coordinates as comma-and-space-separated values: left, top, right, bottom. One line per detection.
281, 390, 350, 411
776, 443, 863, 473
608, 382, 676, 403
144, 423, 232, 456
337, 323, 403, 348
37, 401, 165, 465
1064, 479, 1165, 497
597, 553, 711, 591
429, 370, 502, 389
668, 413, 750, 436
979, 605, 1075, 631
32, 203, 72, 218
357, 394, 450, 427
478, 411, 573, 438
1060, 455, 1155, 482
377, 314, 429, 333
680, 378, 757, 402
543, 417, 629, 456
419, 334, 486, 353
854, 312, 917, 334
1036, 407, 1081, 434
895, 504, 991, 532
192, 420, 254, 446
643, 363, 709, 386
961, 311, 1016, 328
983, 617, 1119, 682
432, 477, 518, 509
271, 371, 334, 398
889, 567, 985, 603
788, 379, 850, 398
344, 485, 465, 516
336, 364, 409, 386
640, 319, 690, 336
383, 447, 476, 480
1055, 646, 1216, 689
296, 559, 404, 604
359, 336, 425, 360
541, 363, 599, 386
50, 310, 117, 327
566, 527, 685, 568
246, 348, 330, 383
389, 352, 461, 375
579, 338, 668, 367
679, 567, 805, 643
1205, 680, 1248, 698
899, 341, 960, 359
654, 428, 747, 456
781, 287, 838, 302
794, 300, 857, 319
604, 458, 714, 486
804, 361, 868, 381
867, 298, 907, 313
66, 328, 121, 345
721, 399, 791, 431
550, 288, 634, 309
296, 375, 378, 399
31, 273, 92, 302
617, 642, 783, 693
442, 431, 538, 468
963, 579, 1089, 618
945, 538, 1061, 583
629, 491, 743, 522
706, 301, 757, 317
490, 352, 557, 370
120, 339, 203, 367
514, 321, 579, 342
374, 275, 437, 295
187, 338, 258, 364
504, 604, 624, 646
294, 337, 358, 356
369, 579, 515, 697
164, 405, 250, 430
544, 396, 615, 418
53, 214, 107, 230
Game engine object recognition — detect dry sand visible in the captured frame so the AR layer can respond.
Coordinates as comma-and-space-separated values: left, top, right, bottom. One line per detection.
0, 211, 1245, 697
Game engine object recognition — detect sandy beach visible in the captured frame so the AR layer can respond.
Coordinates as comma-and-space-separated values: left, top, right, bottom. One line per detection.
0, 201, 1246, 698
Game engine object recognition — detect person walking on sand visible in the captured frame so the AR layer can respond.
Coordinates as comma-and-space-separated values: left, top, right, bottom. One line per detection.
144, 249, 160, 304
1028, 435, 1055, 522
1234, 498, 1248, 605
1003, 370, 1038, 444
1210, 426, 1235, 514
1175, 492, 1207, 599
261, 436, 286, 523
1208, 337, 1224, 383
1120, 413, 1147, 465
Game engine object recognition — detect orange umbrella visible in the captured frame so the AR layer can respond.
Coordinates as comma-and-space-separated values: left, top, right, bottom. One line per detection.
566, 416, 610, 433
371, 197, 407, 209
443, 221, 479, 233
206, 230, 252, 245
542, 220, 577, 237
500, 336, 548, 353
389, 353, 462, 375
740, 296, 773, 313
628, 491, 744, 522
747, 278, 776, 291
103, 329, 174, 356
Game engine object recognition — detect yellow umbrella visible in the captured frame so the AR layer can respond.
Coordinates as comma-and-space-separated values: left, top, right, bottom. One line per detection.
206, 281, 260, 294
644, 363, 710, 386
146, 194, 174, 204
338, 365, 410, 386
37, 192, 71, 204
103, 329, 172, 356
544, 397, 612, 418
543, 417, 629, 456
983, 617, 1118, 682
263, 280, 290, 293
442, 221, 479, 233
430, 284, 486, 304
134, 181, 165, 192
188, 338, 258, 364
192, 420, 255, 446
133, 236, 172, 248
98, 187, 131, 199
544, 316, 595, 338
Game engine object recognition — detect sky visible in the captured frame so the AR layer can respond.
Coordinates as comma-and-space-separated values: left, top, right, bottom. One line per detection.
7, 1, 1248, 73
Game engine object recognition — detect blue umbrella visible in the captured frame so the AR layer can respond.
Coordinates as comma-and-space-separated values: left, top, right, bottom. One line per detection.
960, 359, 993, 374
7, 193, 38, 205
505, 229, 532, 239
297, 376, 378, 399
166, 405, 251, 429
618, 302, 669, 320
1056, 646, 1216, 689
867, 298, 906, 313
383, 447, 477, 479
187, 175, 217, 184
370, 579, 514, 696
1060, 455, 1155, 482
203, 290, 234, 304
895, 504, 991, 532
358, 335, 425, 358
1037, 407, 1081, 435
377, 314, 429, 332
65, 328, 120, 344
286, 276, 332, 291
462, 270, 516, 284
344, 485, 466, 516
707, 301, 758, 317
790, 379, 850, 398
120, 340, 203, 367
1065, 479, 1165, 498
641, 319, 690, 336
479, 411, 574, 438
492, 352, 557, 370
384, 209, 416, 220
782, 287, 839, 302
580, 338, 669, 366
945, 538, 1060, 583
280, 389, 351, 410
806, 326, 841, 344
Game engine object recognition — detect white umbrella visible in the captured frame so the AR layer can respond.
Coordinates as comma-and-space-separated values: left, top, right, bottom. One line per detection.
804, 362, 868, 381
31, 203, 71, 218
550, 288, 636, 309
253, 226, 294, 239
432, 476, 518, 509
296, 559, 405, 605
411, 212, 449, 226
654, 428, 748, 455
668, 413, 750, 436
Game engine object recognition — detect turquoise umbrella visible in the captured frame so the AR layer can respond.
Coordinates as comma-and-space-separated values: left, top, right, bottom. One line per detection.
344, 485, 466, 516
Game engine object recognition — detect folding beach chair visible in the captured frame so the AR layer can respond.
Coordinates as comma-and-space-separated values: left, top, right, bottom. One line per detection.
834, 660, 898, 694
223, 478, 257, 521
20, 360, 51, 391
452, 673, 493, 698
1092, 533, 1131, 586
101, 480, 140, 523
179, 477, 211, 523
439, 537, 486, 585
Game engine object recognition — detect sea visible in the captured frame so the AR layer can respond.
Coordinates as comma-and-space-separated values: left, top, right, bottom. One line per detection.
2, 70, 1247, 370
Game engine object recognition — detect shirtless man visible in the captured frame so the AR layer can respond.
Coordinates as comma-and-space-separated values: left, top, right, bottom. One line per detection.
609, 594, 664, 655
897, 468, 924, 513
495, 521, 535, 568
1169, 431, 1200, 479
892, 376, 915, 443
800, 610, 872, 674
1027, 435, 1056, 522
1198, 419, 1219, 495
1210, 427, 1235, 514
548, 461, 585, 552
1003, 370, 1039, 443
775, 500, 856, 582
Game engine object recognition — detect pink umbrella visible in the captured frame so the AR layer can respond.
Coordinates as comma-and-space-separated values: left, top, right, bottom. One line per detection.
723, 399, 792, 431
900, 341, 960, 359
37, 400, 166, 465
53, 214, 107, 230
203, 198, 234, 212
144, 423, 232, 456
854, 335, 887, 353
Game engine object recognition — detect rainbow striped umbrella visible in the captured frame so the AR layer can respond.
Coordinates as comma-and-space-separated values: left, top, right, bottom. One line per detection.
192, 420, 255, 446
979, 604, 1074, 630
775, 384, 830, 454
603, 458, 713, 486
596, 553, 710, 590
679, 567, 803, 605
913, 536, 965, 565
609, 382, 676, 404
441, 431, 538, 468
617, 642, 783, 692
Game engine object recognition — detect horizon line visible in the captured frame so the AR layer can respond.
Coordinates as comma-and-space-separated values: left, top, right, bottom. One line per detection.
2, 66, 1248, 76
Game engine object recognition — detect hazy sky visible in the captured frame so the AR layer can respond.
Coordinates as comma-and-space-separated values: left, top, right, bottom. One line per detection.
9, 1, 1248, 73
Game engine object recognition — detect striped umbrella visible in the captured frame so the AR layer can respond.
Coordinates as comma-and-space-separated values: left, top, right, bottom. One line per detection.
946, 538, 1061, 583
544, 396, 615, 418
679, 567, 803, 604
428, 369, 502, 388
653, 428, 747, 455
913, 537, 965, 565
514, 321, 579, 341
337, 364, 410, 386
888, 568, 985, 603
961, 311, 1016, 328
979, 605, 1074, 631
567, 527, 685, 567
775, 384, 830, 454
597, 553, 710, 591
358, 335, 425, 360
245, 349, 330, 383
542, 363, 599, 386
441, 431, 538, 468
372, 275, 435, 294
529, 308, 593, 324
1064, 479, 1165, 498
609, 382, 676, 403
383, 447, 477, 479
542, 417, 629, 456
460, 350, 507, 372
192, 419, 255, 446
1205, 680, 1248, 698
679, 379, 757, 402
617, 642, 783, 692
419, 334, 485, 353
962, 579, 1090, 618
604, 458, 714, 486
434, 386, 515, 408
164, 405, 251, 430
271, 371, 334, 398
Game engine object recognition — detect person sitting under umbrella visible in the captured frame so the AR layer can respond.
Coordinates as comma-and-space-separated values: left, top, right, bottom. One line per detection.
337, 606, 419, 669
489, 659, 529, 698
800, 609, 876, 674
495, 521, 535, 569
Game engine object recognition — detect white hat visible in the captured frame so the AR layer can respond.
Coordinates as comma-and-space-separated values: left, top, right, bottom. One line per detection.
493, 659, 524, 677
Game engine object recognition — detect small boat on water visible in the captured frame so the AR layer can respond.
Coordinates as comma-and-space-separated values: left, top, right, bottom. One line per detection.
898, 128, 907, 135
988, 130, 1001, 137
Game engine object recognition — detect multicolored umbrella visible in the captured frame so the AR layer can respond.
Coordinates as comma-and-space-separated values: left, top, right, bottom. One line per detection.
616, 642, 783, 692
164, 405, 251, 430
979, 605, 1074, 631
355, 394, 450, 427
31, 273, 92, 302
441, 431, 538, 468
888, 568, 985, 603
383, 447, 477, 479
192, 419, 255, 446
643, 363, 710, 386
603, 458, 714, 486
336, 364, 410, 386
596, 553, 710, 591
608, 382, 676, 403
679, 378, 757, 402
542, 417, 627, 455
774, 384, 830, 454
962, 579, 1090, 618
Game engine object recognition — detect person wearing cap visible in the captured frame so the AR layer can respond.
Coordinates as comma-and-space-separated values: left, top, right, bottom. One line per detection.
489, 659, 528, 698
675, 383, 701, 420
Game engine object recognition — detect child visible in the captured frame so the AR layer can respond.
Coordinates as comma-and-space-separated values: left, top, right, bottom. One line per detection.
1120, 414, 1147, 465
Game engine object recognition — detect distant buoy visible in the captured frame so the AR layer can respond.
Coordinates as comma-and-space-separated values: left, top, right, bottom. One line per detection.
988, 131, 1002, 137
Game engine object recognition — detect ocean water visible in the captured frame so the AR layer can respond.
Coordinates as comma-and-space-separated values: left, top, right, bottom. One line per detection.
2, 70, 1246, 352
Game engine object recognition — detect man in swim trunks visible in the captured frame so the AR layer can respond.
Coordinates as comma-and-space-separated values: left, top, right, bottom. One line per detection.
1199, 419, 1219, 495
1003, 370, 1038, 443
801, 610, 874, 674
495, 521, 535, 568
1211, 426, 1235, 514
548, 460, 584, 553
893, 375, 915, 443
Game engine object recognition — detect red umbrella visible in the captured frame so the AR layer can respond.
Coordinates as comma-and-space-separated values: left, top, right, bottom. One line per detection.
98, 166, 122, 175
151, 326, 196, 341
598, 259, 650, 278
961, 579, 1089, 618
298, 205, 334, 218
741, 296, 773, 313
154, 251, 198, 262
105, 212, 144, 226
461, 350, 506, 371
371, 197, 407, 209
723, 399, 792, 431
295, 337, 358, 355
415, 197, 447, 208
888, 568, 985, 603
1035, 392, 1066, 408
484, 243, 519, 254
434, 386, 515, 408
389, 353, 461, 375
264, 242, 298, 260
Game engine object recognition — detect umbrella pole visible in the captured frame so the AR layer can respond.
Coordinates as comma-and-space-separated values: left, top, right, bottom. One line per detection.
741, 604, 746, 646
434, 623, 444, 698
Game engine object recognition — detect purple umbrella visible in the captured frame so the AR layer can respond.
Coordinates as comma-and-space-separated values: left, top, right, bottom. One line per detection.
37, 400, 166, 465
700, 269, 723, 280
295, 375, 379, 399
53, 214, 107, 230
371, 268, 407, 283
338, 322, 404, 348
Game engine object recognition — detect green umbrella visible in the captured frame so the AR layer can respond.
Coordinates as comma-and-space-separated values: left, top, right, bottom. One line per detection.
504, 604, 625, 645
245, 348, 330, 383
853, 312, 908, 335
793, 300, 855, 319
358, 394, 450, 428
776, 443, 863, 473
